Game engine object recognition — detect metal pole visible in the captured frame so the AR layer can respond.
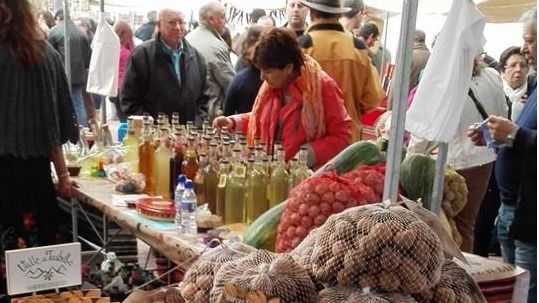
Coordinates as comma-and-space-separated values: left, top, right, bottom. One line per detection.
100, 0, 108, 125
380, 11, 390, 81
430, 142, 448, 214
71, 198, 78, 243
382, 0, 418, 202
63, 0, 71, 87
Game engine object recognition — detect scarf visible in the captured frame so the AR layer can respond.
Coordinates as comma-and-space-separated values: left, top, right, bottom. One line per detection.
503, 79, 528, 121
247, 55, 325, 146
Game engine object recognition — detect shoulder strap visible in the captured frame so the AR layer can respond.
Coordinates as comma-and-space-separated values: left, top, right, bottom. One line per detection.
468, 88, 489, 120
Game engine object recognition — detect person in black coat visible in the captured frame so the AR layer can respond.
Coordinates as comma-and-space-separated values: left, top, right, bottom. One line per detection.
224, 25, 265, 115
121, 8, 209, 125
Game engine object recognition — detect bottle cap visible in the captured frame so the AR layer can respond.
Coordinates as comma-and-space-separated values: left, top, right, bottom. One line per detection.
178, 174, 187, 184
184, 180, 194, 189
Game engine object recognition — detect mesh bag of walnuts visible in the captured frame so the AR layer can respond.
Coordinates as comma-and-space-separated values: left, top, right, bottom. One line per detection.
210, 249, 317, 303
413, 260, 487, 303
179, 242, 256, 303
293, 203, 444, 294
318, 286, 418, 303
144, 287, 185, 303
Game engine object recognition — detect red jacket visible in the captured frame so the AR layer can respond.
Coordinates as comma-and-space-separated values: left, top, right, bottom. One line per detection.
231, 72, 351, 169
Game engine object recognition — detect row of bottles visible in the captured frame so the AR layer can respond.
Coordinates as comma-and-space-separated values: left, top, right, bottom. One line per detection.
122, 113, 312, 226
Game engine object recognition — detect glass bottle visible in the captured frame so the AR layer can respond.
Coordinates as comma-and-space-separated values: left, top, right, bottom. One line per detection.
123, 117, 139, 170
170, 129, 184, 199
224, 149, 246, 224
245, 158, 268, 224
267, 147, 289, 208
290, 147, 313, 190
194, 153, 207, 205
216, 159, 229, 220
154, 127, 171, 199
139, 121, 156, 195
205, 143, 220, 214
182, 136, 198, 181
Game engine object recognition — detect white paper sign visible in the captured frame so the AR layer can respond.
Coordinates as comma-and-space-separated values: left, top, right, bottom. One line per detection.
5, 243, 81, 295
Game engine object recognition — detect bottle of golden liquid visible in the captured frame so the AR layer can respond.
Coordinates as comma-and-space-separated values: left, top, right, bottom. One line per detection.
205, 143, 220, 214
139, 121, 155, 195
194, 153, 207, 205
267, 146, 289, 208
123, 117, 139, 169
245, 158, 268, 224
224, 149, 246, 224
216, 159, 230, 220
182, 136, 198, 181
290, 147, 313, 191
169, 129, 184, 199
154, 127, 171, 199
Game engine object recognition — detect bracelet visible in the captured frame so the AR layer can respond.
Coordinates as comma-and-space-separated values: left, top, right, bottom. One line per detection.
58, 172, 70, 179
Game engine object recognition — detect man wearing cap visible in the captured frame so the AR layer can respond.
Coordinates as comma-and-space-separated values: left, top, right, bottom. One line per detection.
298, 0, 383, 141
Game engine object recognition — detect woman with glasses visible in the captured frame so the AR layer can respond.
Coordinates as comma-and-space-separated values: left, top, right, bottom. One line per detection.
498, 46, 531, 121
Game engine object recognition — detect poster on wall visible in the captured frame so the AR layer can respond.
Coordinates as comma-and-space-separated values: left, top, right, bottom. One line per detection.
5, 243, 81, 295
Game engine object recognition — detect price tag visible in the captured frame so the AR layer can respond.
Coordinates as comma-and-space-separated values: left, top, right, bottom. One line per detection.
218, 174, 227, 188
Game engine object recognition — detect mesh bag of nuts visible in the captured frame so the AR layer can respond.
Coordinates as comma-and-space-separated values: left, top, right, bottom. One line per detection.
179, 242, 256, 303
210, 250, 317, 303
143, 287, 185, 303
318, 286, 418, 303
294, 203, 444, 294
413, 260, 487, 303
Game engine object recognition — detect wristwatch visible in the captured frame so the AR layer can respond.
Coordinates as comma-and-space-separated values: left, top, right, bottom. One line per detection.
505, 127, 519, 148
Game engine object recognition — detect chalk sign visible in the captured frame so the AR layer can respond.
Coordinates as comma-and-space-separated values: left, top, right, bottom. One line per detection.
5, 243, 81, 295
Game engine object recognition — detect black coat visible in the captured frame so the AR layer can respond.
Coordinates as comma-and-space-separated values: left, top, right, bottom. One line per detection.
120, 37, 209, 124
48, 20, 92, 86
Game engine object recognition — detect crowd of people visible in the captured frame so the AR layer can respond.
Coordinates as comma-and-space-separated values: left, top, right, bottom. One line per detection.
0, 0, 536, 301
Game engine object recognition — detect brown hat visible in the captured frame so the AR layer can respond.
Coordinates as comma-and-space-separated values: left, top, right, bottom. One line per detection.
299, 0, 352, 14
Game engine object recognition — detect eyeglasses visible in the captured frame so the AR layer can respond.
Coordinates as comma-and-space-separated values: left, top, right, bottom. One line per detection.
167, 20, 187, 27
505, 62, 528, 69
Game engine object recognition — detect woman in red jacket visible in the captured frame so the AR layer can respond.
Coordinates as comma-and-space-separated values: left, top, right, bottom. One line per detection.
213, 28, 351, 169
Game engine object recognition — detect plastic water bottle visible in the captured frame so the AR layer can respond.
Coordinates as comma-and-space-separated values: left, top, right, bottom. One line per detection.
181, 180, 198, 234
174, 175, 187, 229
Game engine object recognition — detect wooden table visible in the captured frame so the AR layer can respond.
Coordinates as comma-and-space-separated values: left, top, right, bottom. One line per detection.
70, 177, 204, 268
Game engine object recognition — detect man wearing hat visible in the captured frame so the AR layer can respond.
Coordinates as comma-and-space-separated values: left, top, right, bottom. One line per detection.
298, 0, 383, 141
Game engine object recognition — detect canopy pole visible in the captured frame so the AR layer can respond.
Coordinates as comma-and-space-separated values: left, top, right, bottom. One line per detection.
430, 142, 448, 214
63, 0, 71, 88
382, 0, 418, 202
100, 0, 107, 125
379, 11, 390, 81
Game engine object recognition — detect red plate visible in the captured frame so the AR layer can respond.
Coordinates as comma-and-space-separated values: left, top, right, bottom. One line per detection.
136, 197, 176, 222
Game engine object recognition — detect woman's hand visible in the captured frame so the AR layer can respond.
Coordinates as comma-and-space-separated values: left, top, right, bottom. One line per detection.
57, 175, 79, 198
212, 116, 234, 130
467, 124, 485, 146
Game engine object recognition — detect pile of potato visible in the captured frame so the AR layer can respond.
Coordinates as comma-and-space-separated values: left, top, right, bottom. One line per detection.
293, 204, 444, 294
318, 287, 418, 303
413, 260, 487, 303
210, 250, 317, 303
179, 242, 255, 303
144, 287, 185, 303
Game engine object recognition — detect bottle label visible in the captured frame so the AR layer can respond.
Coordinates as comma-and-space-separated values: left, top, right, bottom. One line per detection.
235, 166, 246, 178
181, 202, 197, 212
218, 174, 227, 188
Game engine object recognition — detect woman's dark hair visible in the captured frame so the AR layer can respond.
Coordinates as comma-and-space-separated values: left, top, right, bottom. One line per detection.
0, 0, 44, 66
37, 10, 55, 28
498, 46, 525, 73
241, 25, 265, 66
253, 27, 304, 71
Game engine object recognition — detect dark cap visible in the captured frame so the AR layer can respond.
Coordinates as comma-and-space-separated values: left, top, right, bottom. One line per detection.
299, 0, 352, 14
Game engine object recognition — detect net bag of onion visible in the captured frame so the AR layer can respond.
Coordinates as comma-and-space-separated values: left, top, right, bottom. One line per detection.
293, 203, 444, 294
413, 260, 487, 303
276, 170, 382, 253
179, 242, 256, 303
210, 250, 317, 303
318, 286, 418, 303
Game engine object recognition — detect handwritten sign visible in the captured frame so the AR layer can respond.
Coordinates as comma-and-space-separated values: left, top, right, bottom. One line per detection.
5, 243, 81, 295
